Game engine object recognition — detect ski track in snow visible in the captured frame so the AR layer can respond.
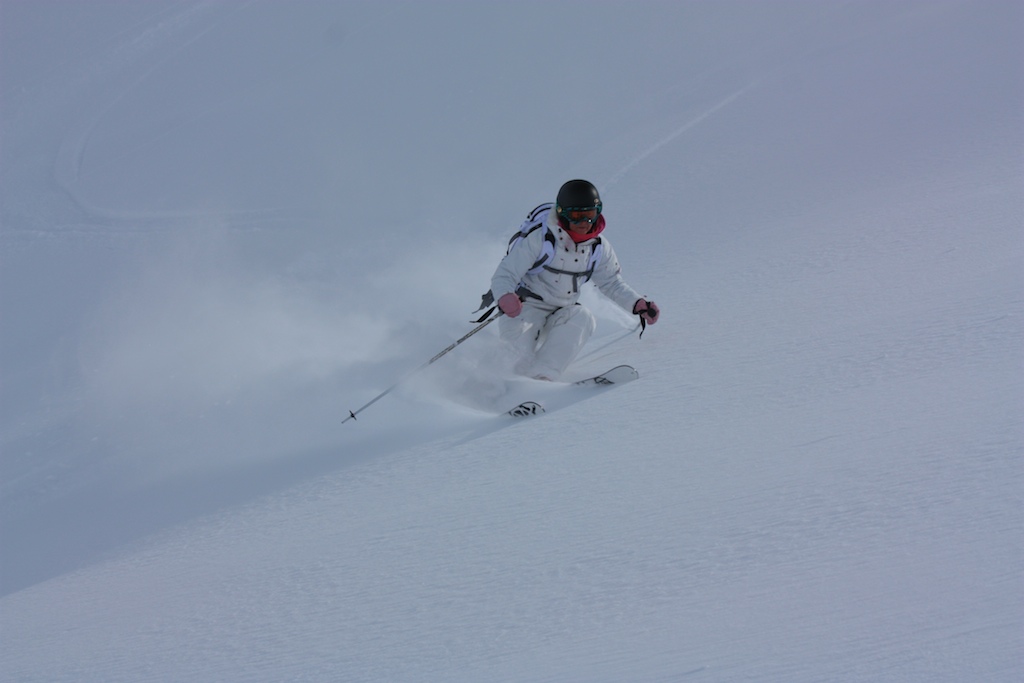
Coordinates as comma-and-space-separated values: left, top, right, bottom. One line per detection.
603, 84, 754, 191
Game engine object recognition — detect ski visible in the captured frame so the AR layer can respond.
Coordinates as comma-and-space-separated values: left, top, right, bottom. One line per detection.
503, 365, 638, 417
573, 364, 639, 387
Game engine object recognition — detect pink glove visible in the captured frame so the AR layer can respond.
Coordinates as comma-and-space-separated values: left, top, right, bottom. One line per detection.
633, 298, 660, 324
498, 292, 523, 318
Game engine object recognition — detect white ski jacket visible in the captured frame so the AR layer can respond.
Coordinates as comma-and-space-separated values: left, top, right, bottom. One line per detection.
490, 203, 643, 312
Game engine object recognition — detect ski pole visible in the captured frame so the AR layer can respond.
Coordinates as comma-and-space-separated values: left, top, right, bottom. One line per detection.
575, 320, 642, 365
342, 309, 503, 423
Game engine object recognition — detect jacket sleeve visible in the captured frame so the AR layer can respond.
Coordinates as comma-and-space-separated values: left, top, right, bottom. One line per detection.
489, 226, 546, 300
590, 239, 644, 313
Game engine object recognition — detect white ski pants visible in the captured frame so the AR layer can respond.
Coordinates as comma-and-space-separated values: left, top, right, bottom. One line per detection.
498, 302, 596, 380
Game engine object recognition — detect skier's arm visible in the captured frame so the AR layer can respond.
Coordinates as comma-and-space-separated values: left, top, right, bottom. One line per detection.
489, 227, 546, 303
590, 241, 645, 312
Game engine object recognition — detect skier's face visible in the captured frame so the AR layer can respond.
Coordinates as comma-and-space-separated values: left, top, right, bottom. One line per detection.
565, 208, 599, 232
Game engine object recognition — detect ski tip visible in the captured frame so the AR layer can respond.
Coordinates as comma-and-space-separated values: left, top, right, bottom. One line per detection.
507, 401, 545, 417
575, 365, 639, 386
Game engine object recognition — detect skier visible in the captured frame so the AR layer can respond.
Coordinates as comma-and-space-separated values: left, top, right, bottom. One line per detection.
485, 179, 659, 380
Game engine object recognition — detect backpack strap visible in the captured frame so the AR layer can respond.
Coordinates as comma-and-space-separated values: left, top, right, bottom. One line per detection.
508, 204, 557, 275
586, 237, 604, 273
539, 236, 603, 293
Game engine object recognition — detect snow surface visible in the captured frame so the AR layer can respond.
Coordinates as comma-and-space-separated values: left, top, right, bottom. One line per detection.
1, 1, 1021, 681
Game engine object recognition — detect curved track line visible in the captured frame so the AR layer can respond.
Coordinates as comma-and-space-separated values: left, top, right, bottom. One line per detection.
53, 2, 258, 214
604, 84, 754, 190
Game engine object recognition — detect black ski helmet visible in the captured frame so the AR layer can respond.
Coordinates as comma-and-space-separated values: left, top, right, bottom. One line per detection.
555, 179, 602, 219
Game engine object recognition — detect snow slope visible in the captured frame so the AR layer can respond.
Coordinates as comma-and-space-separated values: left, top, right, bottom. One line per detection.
1, 2, 1021, 681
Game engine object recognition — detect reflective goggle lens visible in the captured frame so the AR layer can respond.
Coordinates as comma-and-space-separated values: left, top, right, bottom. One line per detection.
560, 206, 601, 225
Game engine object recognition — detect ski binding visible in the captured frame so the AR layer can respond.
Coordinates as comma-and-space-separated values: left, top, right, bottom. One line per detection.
507, 401, 545, 418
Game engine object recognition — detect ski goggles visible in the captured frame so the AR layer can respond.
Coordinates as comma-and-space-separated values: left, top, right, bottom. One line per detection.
558, 206, 602, 225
